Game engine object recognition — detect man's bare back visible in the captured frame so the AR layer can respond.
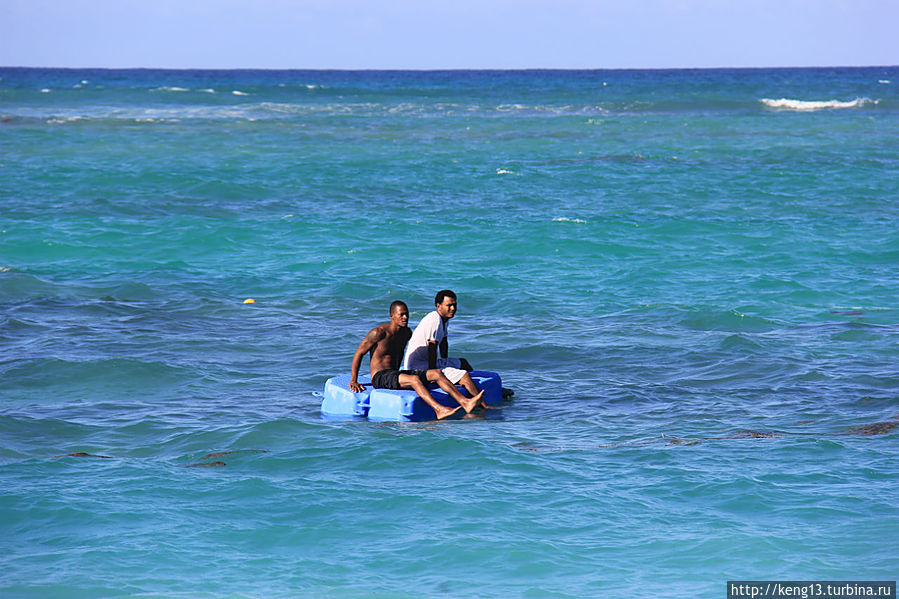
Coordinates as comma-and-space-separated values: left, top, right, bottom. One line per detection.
365, 322, 411, 377
349, 301, 412, 392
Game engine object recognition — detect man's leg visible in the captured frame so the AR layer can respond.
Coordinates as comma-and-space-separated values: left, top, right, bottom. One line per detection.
425, 369, 485, 413
456, 371, 480, 398
397, 373, 462, 420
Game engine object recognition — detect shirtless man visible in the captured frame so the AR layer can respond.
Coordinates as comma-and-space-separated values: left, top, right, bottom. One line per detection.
349, 300, 485, 420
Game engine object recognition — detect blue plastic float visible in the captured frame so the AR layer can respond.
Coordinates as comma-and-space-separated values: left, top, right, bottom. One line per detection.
320, 370, 504, 422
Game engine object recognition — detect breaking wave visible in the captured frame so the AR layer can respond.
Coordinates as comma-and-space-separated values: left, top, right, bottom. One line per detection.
760, 97, 877, 111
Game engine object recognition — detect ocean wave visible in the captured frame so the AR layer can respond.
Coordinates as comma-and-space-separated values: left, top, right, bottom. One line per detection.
151, 86, 191, 93
27, 105, 256, 124
46, 116, 87, 124
493, 103, 609, 116
13, 95, 884, 126
8, 97, 743, 123
760, 97, 877, 111
552, 217, 587, 223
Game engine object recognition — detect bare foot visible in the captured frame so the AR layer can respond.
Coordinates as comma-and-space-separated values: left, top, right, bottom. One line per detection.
482, 402, 506, 410
458, 390, 486, 413
435, 405, 463, 420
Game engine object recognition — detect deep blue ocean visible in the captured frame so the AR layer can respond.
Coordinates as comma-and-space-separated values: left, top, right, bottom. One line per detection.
1, 67, 897, 598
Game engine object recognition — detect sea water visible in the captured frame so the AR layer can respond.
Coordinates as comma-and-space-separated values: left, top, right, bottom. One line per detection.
1, 67, 897, 598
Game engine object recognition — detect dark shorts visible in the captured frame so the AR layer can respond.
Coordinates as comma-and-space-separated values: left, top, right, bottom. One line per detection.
372, 369, 428, 390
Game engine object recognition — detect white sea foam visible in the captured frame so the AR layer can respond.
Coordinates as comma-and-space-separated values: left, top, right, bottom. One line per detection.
760, 97, 877, 111
134, 117, 172, 123
879, 80, 891, 84
47, 116, 85, 124
198, 88, 216, 94
491, 103, 608, 116
153, 86, 191, 93
232, 90, 249, 96
131, 105, 251, 121
496, 168, 519, 175
41, 89, 51, 93
552, 217, 587, 224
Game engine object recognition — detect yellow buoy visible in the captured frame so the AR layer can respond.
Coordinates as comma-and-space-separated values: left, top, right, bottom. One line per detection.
243, 298, 256, 304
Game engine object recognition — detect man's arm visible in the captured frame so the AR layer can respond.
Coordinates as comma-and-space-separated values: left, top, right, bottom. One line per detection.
440, 337, 474, 372
438, 333, 472, 370
427, 341, 438, 370
350, 328, 382, 392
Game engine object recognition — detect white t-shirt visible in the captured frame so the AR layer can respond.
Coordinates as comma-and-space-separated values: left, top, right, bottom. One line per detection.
402, 310, 448, 370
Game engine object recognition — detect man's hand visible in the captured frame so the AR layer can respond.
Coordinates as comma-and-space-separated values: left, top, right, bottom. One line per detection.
349, 381, 365, 393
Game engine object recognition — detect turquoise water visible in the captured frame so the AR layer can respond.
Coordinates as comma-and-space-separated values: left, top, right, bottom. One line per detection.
1, 67, 897, 598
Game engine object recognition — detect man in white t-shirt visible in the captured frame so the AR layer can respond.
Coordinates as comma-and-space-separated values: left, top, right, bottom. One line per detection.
402, 290, 482, 400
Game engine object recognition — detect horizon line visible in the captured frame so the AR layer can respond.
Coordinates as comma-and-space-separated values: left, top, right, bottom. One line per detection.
2, 64, 897, 72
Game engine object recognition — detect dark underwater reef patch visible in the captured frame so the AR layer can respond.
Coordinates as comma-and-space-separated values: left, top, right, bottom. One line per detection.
53, 452, 113, 459
513, 417, 899, 452
845, 421, 899, 436
184, 449, 268, 468
51, 449, 268, 467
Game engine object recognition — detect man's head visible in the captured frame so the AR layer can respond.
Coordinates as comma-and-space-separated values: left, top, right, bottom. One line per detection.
389, 300, 409, 327
434, 289, 457, 319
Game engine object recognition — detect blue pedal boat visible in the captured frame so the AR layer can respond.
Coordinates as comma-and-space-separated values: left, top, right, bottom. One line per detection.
321, 370, 504, 422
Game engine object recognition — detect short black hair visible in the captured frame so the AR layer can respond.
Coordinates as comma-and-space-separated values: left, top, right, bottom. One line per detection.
389, 300, 408, 315
434, 289, 456, 305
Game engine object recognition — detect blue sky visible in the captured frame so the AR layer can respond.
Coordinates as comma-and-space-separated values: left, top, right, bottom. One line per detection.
2, 0, 897, 69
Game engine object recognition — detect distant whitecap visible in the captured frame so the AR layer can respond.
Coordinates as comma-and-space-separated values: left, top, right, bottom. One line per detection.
496, 104, 527, 112
47, 116, 85, 124
760, 97, 877, 111
878, 80, 890, 84
232, 90, 249, 96
552, 217, 587, 224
